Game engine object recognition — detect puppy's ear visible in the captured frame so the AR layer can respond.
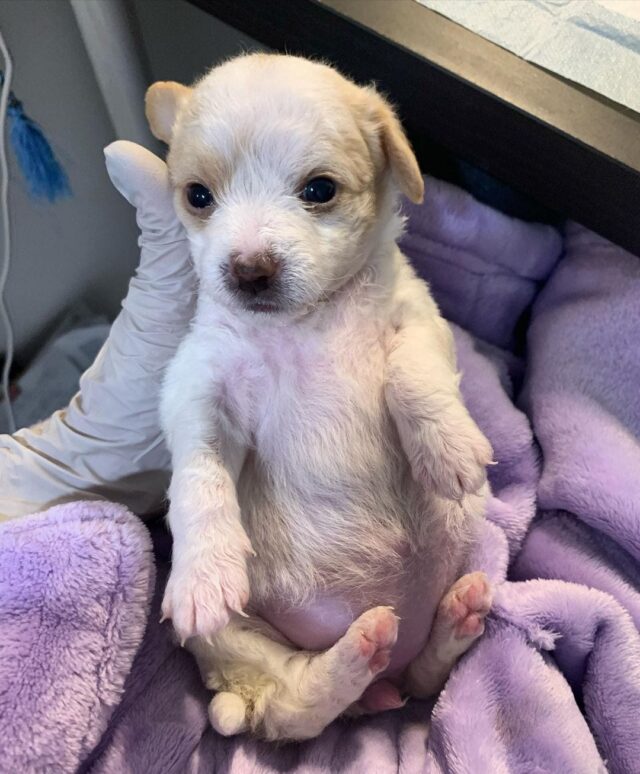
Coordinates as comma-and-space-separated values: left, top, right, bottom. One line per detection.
145, 81, 192, 144
361, 87, 424, 204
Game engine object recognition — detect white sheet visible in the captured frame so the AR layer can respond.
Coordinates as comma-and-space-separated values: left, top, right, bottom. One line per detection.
417, 0, 640, 114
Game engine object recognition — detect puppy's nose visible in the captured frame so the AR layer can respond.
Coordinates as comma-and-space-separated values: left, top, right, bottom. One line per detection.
230, 251, 279, 295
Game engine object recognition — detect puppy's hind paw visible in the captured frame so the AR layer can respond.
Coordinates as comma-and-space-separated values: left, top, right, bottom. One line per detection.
339, 606, 399, 676
209, 692, 248, 736
438, 571, 493, 643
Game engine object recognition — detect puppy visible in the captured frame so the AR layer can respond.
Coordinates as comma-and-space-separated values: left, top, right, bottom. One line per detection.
146, 53, 493, 741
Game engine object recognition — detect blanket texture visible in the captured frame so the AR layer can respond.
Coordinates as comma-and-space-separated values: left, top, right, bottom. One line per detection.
0, 502, 154, 773
2, 177, 639, 773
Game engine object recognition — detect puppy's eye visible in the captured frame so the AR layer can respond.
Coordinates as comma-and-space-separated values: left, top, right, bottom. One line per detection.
301, 177, 336, 205
186, 182, 214, 209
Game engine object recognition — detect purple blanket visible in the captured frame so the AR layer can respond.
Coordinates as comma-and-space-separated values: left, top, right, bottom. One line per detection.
0, 502, 155, 772
2, 178, 639, 773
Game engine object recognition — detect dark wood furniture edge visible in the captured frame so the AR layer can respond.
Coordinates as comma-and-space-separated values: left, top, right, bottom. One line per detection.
188, 0, 640, 255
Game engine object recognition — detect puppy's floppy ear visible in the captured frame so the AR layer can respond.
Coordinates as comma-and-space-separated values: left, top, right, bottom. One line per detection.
361, 87, 424, 204
145, 81, 192, 144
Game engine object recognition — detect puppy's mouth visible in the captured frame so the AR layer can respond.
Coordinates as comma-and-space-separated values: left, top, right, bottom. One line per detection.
241, 296, 282, 314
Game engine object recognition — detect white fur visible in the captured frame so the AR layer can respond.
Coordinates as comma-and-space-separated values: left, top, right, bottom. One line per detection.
188, 606, 399, 740
154, 54, 492, 740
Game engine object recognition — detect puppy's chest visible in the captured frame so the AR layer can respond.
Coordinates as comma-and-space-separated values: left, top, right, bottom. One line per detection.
229, 320, 390, 464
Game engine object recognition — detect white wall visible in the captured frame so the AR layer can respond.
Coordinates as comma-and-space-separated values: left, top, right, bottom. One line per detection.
0, 0, 140, 359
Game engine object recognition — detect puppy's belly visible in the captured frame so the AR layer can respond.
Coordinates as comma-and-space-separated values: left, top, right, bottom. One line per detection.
255, 561, 450, 677
242, 471, 466, 677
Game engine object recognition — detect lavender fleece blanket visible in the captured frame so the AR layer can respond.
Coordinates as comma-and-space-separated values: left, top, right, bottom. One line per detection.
2, 178, 640, 773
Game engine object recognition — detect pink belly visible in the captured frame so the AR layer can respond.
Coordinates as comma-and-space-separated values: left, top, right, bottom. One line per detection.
256, 569, 443, 678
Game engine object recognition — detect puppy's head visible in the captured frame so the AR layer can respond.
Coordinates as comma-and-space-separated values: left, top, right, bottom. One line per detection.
146, 54, 423, 315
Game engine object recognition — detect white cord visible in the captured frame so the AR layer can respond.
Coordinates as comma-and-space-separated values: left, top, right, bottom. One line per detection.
0, 26, 16, 433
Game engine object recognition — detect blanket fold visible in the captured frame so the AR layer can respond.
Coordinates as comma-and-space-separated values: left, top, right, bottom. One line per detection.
517, 222, 640, 624
401, 176, 562, 350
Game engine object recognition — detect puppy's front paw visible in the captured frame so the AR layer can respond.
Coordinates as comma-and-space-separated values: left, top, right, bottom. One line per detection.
162, 537, 252, 644
414, 409, 493, 500
442, 416, 493, 498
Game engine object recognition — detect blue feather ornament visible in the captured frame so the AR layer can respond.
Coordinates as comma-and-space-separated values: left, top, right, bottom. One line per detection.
1, 71, 70, 202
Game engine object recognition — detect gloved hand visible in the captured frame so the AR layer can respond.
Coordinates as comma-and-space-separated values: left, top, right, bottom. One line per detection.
0, 141, 195, 520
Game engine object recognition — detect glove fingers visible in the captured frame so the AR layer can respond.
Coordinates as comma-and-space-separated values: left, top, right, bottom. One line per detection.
104, 140, 173, 212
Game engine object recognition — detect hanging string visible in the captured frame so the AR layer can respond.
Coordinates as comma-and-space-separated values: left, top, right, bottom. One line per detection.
0, 36, 72, 431
0, 34, 15, 431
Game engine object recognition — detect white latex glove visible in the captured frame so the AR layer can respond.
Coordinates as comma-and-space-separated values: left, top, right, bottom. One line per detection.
0, 141, 195, 521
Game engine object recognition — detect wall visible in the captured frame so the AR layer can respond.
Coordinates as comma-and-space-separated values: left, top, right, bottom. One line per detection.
130, 0, 263, 85
0, 0, 263, 362
0, 0, 140, 360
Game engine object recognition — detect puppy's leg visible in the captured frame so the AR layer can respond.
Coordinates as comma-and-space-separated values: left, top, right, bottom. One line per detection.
387, 267, 493, 507
188, 606, 399, 741
161, 446, 252, 644
160, 334, 253, 643
405, 571, 492, 698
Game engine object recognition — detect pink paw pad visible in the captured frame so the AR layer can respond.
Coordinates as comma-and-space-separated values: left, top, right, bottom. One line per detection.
441, 572, 492, 641
354, 607, 399, 673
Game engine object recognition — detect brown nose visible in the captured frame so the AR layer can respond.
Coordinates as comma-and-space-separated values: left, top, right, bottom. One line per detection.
229, 251, 279, 294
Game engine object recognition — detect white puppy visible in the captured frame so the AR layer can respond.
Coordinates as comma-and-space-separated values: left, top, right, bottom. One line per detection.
146, 54, 493, 741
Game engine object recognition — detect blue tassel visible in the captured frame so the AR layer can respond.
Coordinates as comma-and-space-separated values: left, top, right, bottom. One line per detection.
1, 71, 71, 202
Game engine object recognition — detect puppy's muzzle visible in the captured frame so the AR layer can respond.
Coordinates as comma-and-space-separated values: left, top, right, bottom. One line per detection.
229, 251, 280, 297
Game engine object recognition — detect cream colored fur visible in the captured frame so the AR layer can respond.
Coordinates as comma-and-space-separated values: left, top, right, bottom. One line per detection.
148, 54, 492, 741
